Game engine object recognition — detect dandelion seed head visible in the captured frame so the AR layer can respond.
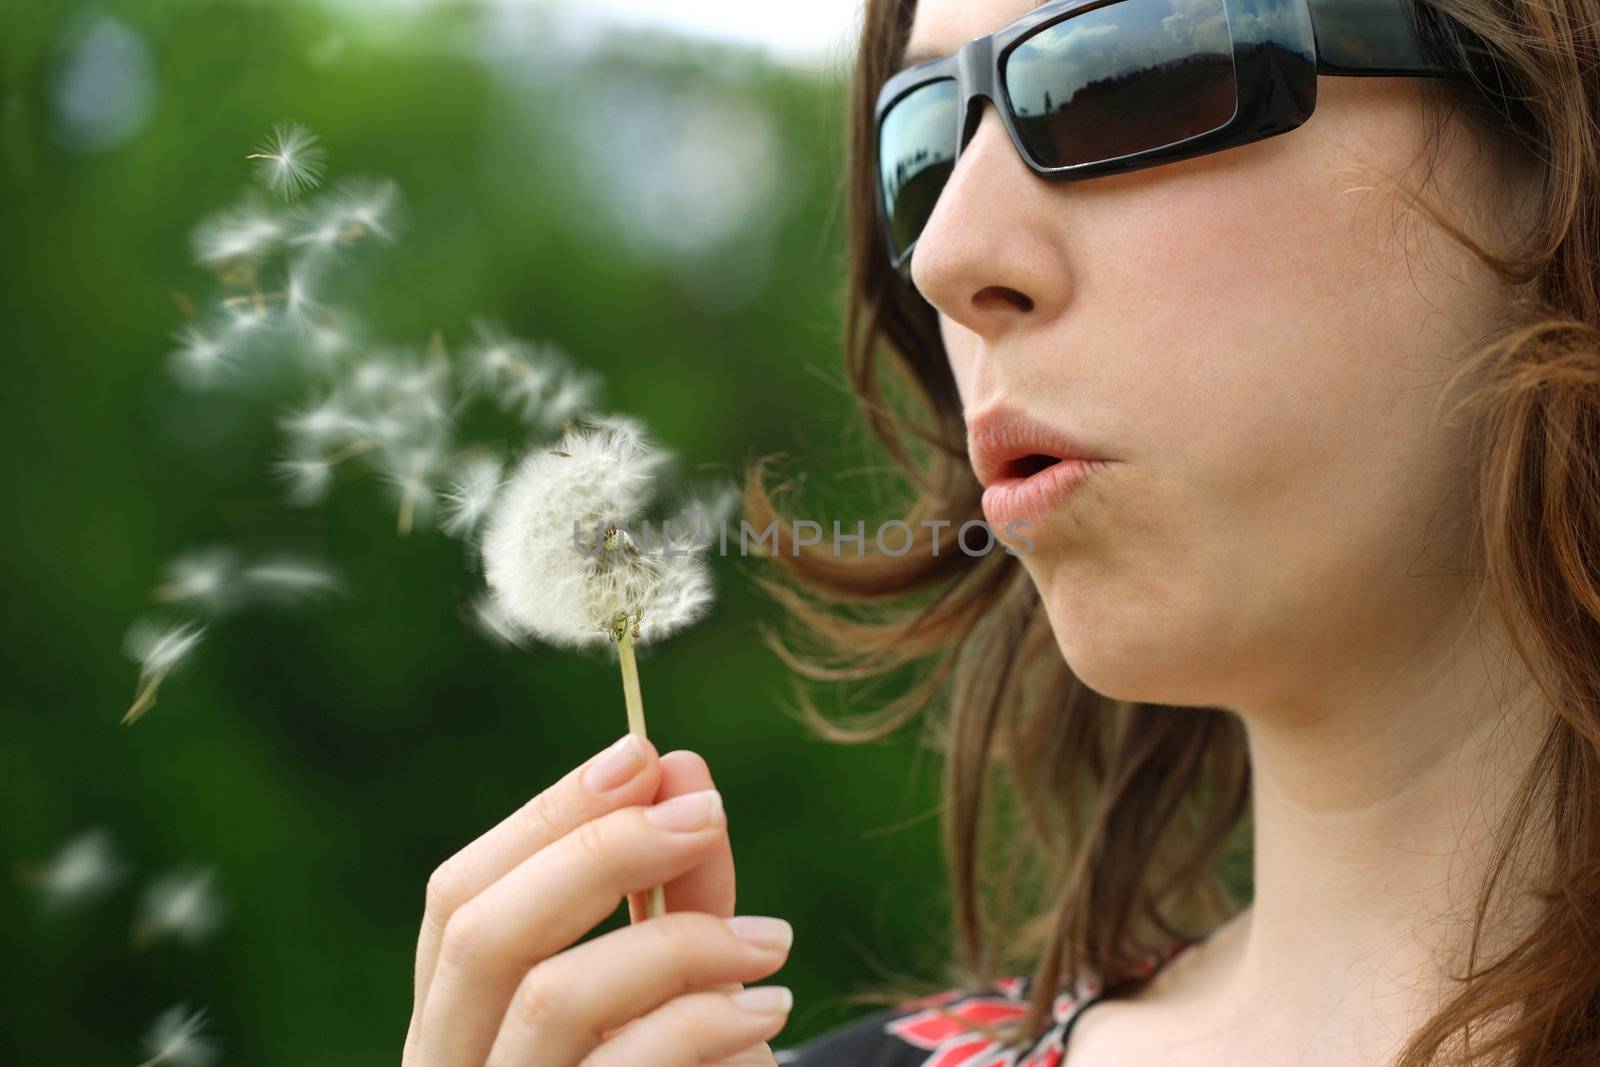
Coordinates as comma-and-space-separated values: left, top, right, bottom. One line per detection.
480, 415, 714, 650
249, 121, 327, 200
141, 1002, 219, 1067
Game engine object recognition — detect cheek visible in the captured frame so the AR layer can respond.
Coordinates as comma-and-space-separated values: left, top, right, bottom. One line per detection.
1037, 130, 1488, 704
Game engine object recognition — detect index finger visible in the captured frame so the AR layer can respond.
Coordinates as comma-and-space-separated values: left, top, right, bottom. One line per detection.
411, 734, 663, 1027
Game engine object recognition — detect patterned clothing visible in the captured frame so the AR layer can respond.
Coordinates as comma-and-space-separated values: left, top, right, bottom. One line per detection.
771, 938, 1200, 1066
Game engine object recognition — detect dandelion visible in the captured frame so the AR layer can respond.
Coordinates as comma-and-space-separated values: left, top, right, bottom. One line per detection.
239, 556, 345, 603
440, 453, 504, 540
246, 121, 327, 200
122, 618, 206, 725
480, 414, 716, 920
21, 827, 127, 911
137, 1003, 219, 1067
152, 546, 240, 615
166, 322, 232, 391
133, 867, 224, 948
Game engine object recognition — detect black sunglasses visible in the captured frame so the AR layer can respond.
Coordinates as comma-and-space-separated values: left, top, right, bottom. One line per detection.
875, 0, 1474, 277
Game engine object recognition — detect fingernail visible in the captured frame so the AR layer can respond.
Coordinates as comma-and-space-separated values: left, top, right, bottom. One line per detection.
731, 985, 793, 1015
726, 915, 793, 952
644, 788, 723, 832
583, 735, 646, 794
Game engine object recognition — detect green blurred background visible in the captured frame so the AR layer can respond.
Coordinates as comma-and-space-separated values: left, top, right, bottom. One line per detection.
0, 0, 961, 1061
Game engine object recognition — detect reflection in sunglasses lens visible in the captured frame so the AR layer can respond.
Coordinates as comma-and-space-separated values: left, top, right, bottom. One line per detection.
878, 78, 958, 263
1005, 0, 1237, 168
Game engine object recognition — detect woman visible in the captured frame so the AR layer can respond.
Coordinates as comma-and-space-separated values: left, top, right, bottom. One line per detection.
402, 0, 1600, 1063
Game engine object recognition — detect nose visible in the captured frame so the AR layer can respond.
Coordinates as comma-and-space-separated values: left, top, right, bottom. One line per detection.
907, 98, 1072, 342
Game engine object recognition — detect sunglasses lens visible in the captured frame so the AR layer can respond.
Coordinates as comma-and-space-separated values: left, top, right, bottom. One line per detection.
878, 78, 959, 264
1004, 0, 1237, 169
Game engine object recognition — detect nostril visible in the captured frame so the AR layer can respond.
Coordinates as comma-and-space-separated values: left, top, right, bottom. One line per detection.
973, 286, 1034, 312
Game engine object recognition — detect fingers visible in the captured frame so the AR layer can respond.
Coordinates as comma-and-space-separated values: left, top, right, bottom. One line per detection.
576, 984, 794, 1067
411, 735, 662, 1039
416, 789, 729, 1067
626, 750, 737, 923
483, 910, 792, 1064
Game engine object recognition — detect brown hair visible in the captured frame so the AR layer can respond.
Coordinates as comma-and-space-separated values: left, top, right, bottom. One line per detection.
743, 1, 1600, 1063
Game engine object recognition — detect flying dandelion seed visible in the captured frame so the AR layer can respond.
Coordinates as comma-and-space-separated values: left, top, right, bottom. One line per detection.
381, 442, 446, 537
440, 453, 505, 540
480, 414, 716, 919
21, 827, 127, 911
467, 589, 529, 648
122, 618, 206, 725
166, 322, 233, 391
133, 867, 224, 948
239, 556, 345, 603
330, 173, 404, 244
272, 451, 335, 506
137, 1003, 219, 1067
190, 192, 285, 268
246, 121, 327, 200
152, 546, 241, 615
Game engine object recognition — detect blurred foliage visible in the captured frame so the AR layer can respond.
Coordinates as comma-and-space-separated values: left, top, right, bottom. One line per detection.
0, 0, 963, 1062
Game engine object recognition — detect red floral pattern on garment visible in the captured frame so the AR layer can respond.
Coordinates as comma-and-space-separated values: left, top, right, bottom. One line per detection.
881, 943, 1192, 1067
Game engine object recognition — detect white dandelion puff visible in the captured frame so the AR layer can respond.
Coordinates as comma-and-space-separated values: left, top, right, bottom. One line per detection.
22, 827, 127, 911
246, 121, 327, 200
480, 414, 713, 652
190, 192, 285, 268
133, 867, 225, 948
479, 414, 715, 924
166, 322, 233, 391
152, 545, 240, 615
239, 556, 345, 603
137, 1003, 219, 1067
440, 454, 505, 540
122, 618, 206, 725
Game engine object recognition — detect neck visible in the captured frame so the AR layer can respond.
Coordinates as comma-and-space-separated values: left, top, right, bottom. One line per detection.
1198, 594, 1554, 1055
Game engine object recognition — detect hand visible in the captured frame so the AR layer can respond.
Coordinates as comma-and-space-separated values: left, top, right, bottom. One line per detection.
402, 735, 791, 1066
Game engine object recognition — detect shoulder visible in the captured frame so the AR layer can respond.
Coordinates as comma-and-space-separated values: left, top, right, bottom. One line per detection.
769, 976, 1078, 1067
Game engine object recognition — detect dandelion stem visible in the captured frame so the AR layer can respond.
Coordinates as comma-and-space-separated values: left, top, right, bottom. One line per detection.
616, 623, 666, 921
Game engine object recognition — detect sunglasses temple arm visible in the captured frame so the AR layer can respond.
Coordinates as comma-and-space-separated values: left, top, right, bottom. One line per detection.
1306, 0, 1470, 77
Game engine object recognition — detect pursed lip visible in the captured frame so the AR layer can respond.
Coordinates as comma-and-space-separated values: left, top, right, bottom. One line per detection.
965, 405, 1113, 489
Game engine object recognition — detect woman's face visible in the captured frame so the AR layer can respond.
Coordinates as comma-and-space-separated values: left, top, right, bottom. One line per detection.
906, 0, 1535, 712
